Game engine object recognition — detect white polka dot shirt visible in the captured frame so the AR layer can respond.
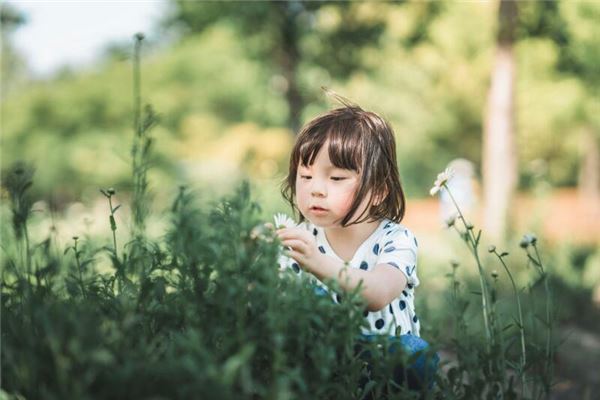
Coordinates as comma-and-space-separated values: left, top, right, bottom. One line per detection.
278, 218, 420, 337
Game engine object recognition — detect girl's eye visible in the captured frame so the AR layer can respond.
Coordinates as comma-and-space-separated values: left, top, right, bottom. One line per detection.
331, 177, 346, 181
300, 175, 312, 180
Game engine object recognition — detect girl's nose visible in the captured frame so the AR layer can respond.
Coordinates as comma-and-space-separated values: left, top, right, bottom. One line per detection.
310, 180, 326, 197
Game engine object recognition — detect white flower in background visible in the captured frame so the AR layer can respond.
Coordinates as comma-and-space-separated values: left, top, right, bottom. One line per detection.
274, 213, 297, 229
519, 233, 538, 248
429, 167, 455, 196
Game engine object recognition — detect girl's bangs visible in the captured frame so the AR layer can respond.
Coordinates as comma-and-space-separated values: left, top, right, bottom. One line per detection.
297, 122, 363, 172
297, 132, 327, 167
327, 125, 363, 172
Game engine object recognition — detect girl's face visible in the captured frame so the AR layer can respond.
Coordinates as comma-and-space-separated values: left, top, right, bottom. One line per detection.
295, 141, 371, 228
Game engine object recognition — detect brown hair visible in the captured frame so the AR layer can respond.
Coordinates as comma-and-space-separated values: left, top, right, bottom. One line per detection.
281, 98, 406, 227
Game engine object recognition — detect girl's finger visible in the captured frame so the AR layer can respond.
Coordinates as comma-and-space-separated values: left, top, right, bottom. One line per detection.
281, 239, 306, 253
277, 230, 300, 241
284, 249, 304, 264
277, 227, 309, 241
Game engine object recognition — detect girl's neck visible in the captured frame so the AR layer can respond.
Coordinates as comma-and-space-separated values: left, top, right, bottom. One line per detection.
324, 219, 383, 261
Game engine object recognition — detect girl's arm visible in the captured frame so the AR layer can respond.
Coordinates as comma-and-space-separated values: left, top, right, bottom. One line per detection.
276, 227, 407, 311
310, 256, 407, 311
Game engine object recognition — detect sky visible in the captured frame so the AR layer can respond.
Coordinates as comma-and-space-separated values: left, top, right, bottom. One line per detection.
9, 0, 168, 78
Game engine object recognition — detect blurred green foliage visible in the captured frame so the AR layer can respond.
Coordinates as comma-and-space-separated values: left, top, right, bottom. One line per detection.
1, 173, 568, 399
1, 1, 599, 208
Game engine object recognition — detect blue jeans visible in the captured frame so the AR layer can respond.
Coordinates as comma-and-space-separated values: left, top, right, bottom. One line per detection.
313, 284, 439, 395
355, 334, 439, 397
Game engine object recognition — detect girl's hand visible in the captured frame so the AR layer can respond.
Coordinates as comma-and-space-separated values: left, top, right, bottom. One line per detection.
276, 227, 322, 273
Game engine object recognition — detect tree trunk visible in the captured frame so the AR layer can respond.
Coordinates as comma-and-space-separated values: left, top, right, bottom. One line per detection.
277, 2, 304, 135
482, 0, 518, 243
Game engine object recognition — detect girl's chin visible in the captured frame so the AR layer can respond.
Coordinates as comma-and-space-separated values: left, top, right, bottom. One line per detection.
305, 217, 344, 229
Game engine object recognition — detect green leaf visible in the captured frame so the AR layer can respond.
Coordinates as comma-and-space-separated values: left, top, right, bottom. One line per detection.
222, 344, 255, 384
358, 380, 377, 400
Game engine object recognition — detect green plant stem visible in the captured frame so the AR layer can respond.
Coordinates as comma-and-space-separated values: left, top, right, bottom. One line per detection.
533, 244, 553, 396
444, 184, 493, 348
134, 37, 142, 138
73, 240, 86, 299
108, 196, 118, 258
494, 251, 527, 396
23, 225, 31, 279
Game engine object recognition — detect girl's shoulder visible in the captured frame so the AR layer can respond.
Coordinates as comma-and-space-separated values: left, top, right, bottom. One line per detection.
377, 219, 419, 250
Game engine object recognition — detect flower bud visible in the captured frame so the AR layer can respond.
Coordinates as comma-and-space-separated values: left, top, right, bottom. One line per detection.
107, 188, 116, 196
488, 245, 496, 253
520, 233, 537, 249
529, 235, 538, 245
491, 270, 499, 279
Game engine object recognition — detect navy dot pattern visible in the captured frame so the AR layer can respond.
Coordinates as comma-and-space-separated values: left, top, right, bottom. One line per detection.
372, 243, 380, 255
291, 263, 300, 273
275, 218, 420, 337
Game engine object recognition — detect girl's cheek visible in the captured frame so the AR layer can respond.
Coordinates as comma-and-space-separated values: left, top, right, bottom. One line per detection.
340, 186, 359, 212
296, 188, 309, 209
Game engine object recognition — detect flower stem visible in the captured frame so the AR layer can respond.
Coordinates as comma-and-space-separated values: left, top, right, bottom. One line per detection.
494, 250, 527, 395
533, 243, 553, 396
444, 183, 493, 348
73, 238, 86, 299
108, 195, 118, 258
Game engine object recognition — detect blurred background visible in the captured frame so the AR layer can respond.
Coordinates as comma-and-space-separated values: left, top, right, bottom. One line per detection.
1, 1, 599, 396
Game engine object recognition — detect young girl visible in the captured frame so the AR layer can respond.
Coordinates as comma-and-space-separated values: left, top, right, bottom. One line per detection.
276, 101, 437, 391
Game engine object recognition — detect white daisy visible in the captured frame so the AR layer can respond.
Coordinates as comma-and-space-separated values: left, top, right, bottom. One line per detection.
429, 167, 455, 196
274, 213, 297, 229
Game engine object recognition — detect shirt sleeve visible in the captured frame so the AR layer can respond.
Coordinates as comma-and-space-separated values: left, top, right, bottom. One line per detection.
375, 226, 420, 288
